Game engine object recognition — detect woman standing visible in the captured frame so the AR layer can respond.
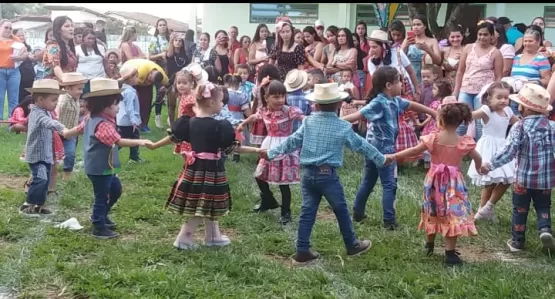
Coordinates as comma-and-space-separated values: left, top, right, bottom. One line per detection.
43, 16, 77, 80
148, 19, 170, 70
248, 24, 271, 83
302, 26, 324, 67
233, 35, 251, 72
355, 20, 370, 54
441, 25, 465, 85
493, 24, 515, 76
0, 20, 27, 120
193, 32, 212, 66
454, 21, 503, 138
76, 29, 108, 93
402, 15, 442, 83
207, 30, 231, 81
13, 28, 34, 104
269, 22, 305, 81
166, 32, 190, 125
321, 26, 338, 65
326, 28, 359, 88
119, 26, 146, 63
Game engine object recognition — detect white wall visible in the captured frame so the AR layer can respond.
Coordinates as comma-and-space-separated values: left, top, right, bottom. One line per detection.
50, 10, 109, 23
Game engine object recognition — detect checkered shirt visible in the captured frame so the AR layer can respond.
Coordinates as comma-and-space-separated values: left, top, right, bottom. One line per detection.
56, 93, 80, 129
268, 111, 386, 167
25, 106, 66, 164
287, 90, 312, 132
490, 115, 555, 189
77, 114, 121, 147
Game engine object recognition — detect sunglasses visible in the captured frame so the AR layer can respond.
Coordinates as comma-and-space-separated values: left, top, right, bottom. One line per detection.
4, 26, 12, 30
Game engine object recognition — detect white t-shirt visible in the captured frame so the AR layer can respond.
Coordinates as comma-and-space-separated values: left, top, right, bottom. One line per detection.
367, 47, 414, 91
500, 44, 516, 60
76, 45, 107, 79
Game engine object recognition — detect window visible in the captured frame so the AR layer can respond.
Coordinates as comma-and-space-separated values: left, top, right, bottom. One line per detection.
545, 6, 555, 28
355, 4, 410, 27
250, 3, 319, 25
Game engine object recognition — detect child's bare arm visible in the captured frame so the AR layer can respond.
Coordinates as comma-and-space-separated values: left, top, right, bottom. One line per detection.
420, 115, 432, 127
235, 146, 262, 154
408, 101, 437, 118
146, 136, 173, 150
509, 115, 521, 124
468, 149, 482, 174
62, 126, 82, 138
393, 142, 427, 161
472, 109, 487, 120
117, 138, 152, 148
238, 114, 258, 129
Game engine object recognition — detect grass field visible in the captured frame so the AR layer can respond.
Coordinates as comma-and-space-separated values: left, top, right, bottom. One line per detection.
1, 121, 555, 299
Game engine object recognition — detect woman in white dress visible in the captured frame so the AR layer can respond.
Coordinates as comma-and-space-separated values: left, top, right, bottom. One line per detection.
76, 29, 109, 93
468, 81, 520, 221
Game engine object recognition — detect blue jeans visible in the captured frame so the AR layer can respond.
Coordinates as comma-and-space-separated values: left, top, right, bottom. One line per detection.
297, 165, 357, 252
357, 70, 365, 96
62, 137, 77, 172
353, 158, 397, 223
0, 68, 21, 120
511, 186, 552, 245
27, 162, 52, 206
88, 175, 122, 229
457, 92, 482, 139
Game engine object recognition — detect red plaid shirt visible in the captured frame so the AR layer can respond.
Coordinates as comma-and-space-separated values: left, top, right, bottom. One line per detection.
77, 114, 121, 147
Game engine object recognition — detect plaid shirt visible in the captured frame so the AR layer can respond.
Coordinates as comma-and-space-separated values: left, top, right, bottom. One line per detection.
25, 106, 65, 164
287, 90, 312, 132
490, 115, 555, 189
56, 93, 80, 129
77, 114, 121, 147
212, 105, 242, 127
360, 93, 410, 154
268, 111, 386, 168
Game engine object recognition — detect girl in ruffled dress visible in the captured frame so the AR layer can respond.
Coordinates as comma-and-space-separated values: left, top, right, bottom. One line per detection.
238, 80, 304, 225
250, 64, 281, 146
390, 103, 481, 266
173, 70, 197, 156
467, 81, 519, 221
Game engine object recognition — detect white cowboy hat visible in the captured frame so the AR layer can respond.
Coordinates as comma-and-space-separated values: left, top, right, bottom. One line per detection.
509, 83, 552, 113
58, 72, 88, 86
184, 63, 209, 84
367, 29, 391, 44
25, 79, 65, 94
306, 83, 349, 104
82, 78, 123, 98
284, 69, 308, 92
119, 64, 138, 81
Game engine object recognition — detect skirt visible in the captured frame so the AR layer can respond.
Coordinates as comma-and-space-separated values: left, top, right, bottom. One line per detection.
419, 164, 478, 237
255, 135, 300, 184
166, 159, 231, 218
468, 136, 515, 185
395, 116, 420, 163
250, 119, 267, 146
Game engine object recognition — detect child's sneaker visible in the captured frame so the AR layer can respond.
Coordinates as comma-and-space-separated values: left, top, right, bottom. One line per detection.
444, 250, 463, 267
474, 205, 494, 221
106, 218, 116, 229
173, 241, 199, 250
155, 115, 163, 129
128, 158, 145, 164
540, 232, 555, 251
424, 242, 434, 256
347, 240, 372, 256
92, 227, 119, 240
278, 212, 292, 225
19, 204, 53, 217
352, 213, 367, 223
205, 235, 231, 247
383, 221, 399, 230
292, 249, 320, 266
507, 239, 524, 252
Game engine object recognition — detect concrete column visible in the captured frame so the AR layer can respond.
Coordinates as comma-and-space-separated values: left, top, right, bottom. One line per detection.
189, 3, 197, 33
337, 3, 351, 29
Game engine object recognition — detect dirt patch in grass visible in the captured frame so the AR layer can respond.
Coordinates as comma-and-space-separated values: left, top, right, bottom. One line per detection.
263, 253, 294, 268
316, 206, 337, 221
120, 233, 138, 241
435, 245, 525, 264
18, 284, 74, 299
0, 175, 27, 191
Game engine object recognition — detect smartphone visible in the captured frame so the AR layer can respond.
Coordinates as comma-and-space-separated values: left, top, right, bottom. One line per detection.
407, 31, 416, 40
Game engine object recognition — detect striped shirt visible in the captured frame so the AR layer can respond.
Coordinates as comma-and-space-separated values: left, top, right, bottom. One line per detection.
511, 54, 550, 83
490, 115, 555, 189
25, 105, 66, 164
287, 90, 312, 132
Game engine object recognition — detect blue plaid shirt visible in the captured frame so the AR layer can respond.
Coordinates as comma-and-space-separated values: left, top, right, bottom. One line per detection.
360, 93, 410, 154
212, 105, 242, 127
287, 90, 312, 132
490, 115, 555, 190
239, 81, 255, 102
268, 111, 386, 168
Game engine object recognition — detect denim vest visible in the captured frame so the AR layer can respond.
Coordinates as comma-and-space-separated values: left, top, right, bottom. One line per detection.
83, 116, 121, 175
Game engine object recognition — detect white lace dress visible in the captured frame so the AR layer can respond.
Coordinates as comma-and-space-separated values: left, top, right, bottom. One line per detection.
468, 105, 516, 185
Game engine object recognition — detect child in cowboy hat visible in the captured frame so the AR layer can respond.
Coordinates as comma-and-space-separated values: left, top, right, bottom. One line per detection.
284, 69, 311, 132
20, 79, 69, 216
117, 64, 144, 163
64, 78, 154, 239
56, 72, 87, 181
260, 83, 393, 266
481, 83, 555, 252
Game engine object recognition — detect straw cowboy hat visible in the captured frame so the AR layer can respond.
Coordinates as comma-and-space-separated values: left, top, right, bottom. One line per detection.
367, 29, 391, 44
25, 79, 65, 94
82, 78, 123, 98
59, 72, 88, 86
184, 63, 209, 84
306, 83, 349, 104
119, 64, 138, 81
509, 83, 552, 113
284, 69, 308, 92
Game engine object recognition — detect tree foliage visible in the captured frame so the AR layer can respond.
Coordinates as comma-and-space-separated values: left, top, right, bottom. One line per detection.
1, 3, 48, 19
406, 3, 470, 39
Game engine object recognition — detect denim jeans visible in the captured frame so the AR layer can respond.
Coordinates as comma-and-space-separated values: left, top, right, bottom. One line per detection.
0, 68, 21, 120
27, 162, 52, 206
117, 126, 140, 161
511, 185, 552, 245
62, 137, 77, 172
457, 92, 482, 139
353, 158, 397, 223
88, 175, 122, 229
297, 165, 357, 252
357, 70, 365, 96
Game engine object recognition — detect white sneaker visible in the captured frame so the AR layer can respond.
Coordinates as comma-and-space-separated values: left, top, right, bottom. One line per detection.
173, 241, 199, 250
540, 232, 555, 250
155, 115, 163, 129
167, 117, 171, 128
474, 205, 494, 221
205, 235, 231, 247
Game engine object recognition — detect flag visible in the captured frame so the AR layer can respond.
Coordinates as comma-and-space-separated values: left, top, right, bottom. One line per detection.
373, 3, 402, 29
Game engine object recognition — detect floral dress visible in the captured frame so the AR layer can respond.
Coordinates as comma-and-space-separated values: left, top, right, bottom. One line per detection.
148, 35, 169, 69
42, 41, 77, 79
254, 106, 303, 184
270, 44, 305, 81
173, 94, 196, 155
419, 133, 478, 238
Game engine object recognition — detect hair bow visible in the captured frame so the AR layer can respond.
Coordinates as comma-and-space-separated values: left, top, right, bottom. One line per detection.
202, 82, 215, 98
477, 19, 494, 26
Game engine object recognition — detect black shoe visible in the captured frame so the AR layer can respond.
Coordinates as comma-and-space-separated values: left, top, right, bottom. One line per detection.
425, 242, 434, 256
278, 212, 292, 225
252, 193, 280, 213
444, 250, 463, 267
19, 204, 53, 217
232, 153, 240, 162
292, 249, 320, 266
347, 240, 372, 256
353, 213, 367, 223
383, 221, 399, 231
106, 218, 117, 230
92, 227, 119, 240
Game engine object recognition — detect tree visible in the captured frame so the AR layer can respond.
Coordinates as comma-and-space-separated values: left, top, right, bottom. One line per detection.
105, 19, 125, 35
1, 3, 48, 19
406, 3, 470, 39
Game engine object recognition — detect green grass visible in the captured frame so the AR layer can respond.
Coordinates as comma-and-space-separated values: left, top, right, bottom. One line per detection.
1, 119, 555, 299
